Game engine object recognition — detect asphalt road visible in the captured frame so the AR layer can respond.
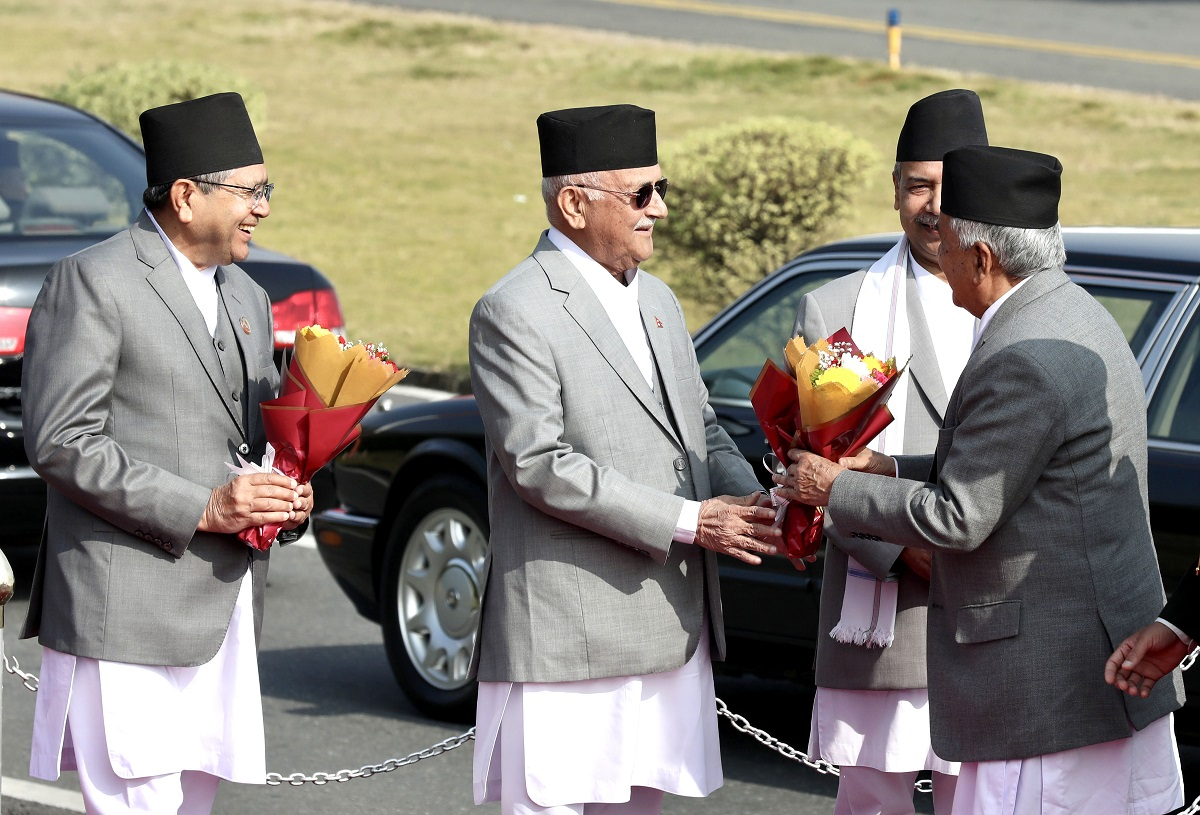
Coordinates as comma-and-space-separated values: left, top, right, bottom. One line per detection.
2, 542, 1199, 813
0, 543, 869, 815
360, 0, 1200, 100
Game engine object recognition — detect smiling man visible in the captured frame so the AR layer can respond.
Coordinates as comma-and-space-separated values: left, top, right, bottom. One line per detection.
469, 104, 779, 815
788, 89, 987, 815
21, 92, 311, 814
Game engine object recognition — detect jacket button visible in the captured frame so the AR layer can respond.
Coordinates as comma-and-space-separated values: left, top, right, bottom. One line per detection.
215, 338, 226, 351
238, 443, 250, 455
232, 391, 240, 402
673, 457, 686, 471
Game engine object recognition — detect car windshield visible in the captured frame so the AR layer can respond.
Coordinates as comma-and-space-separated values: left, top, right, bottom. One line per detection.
0, 123, 144, 239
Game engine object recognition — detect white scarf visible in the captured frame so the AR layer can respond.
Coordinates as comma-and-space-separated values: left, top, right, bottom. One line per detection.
829, 237, 911, 648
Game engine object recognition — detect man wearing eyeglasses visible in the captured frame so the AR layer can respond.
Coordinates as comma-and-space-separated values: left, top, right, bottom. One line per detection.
469, 104, 780, 815
20, 92, 310, 814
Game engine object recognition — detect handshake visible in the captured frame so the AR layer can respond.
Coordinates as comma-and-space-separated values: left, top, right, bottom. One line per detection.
693, 445, 895, 569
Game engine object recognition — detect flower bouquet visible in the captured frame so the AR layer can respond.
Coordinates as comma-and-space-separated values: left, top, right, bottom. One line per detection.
749, 327, 905, 567
232, 325, 408, 549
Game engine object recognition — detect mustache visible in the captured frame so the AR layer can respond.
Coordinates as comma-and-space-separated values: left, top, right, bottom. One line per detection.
636, 218, 657, 230
915, 214, 938, 229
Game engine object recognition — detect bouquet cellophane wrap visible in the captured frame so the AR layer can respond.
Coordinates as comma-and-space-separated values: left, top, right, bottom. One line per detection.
239, 327, 407, 549
749, 327, 906, 567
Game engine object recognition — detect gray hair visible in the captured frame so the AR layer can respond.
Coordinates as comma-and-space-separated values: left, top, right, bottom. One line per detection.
142, 168, 233, 210
946, 216, 1066, 279
541, 171, 605, 224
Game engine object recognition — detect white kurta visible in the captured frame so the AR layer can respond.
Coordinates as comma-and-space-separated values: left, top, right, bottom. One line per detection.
951, 713, 1183, 815
810, 687, 957, 774
30, 570, 266, 783
473, 628, 722, 807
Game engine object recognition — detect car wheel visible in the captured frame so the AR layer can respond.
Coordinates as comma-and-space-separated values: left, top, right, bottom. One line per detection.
380, 474, 488, 722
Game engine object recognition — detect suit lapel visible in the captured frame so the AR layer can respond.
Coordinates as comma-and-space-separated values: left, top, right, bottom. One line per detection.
903, 272, 950, 420
640, 291, 686, 447
134, 214, 246, 438
217, 269, 255, 439
533, 235, 680, 443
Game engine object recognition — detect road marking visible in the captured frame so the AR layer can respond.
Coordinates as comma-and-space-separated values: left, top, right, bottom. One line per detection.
589, 0, 1200, 71
3, 776, 86, 812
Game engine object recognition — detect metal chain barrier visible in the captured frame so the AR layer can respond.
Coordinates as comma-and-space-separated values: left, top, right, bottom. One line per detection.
3, 654, 39, 692
264, 728, 476, 786
5, 649, 1200, 804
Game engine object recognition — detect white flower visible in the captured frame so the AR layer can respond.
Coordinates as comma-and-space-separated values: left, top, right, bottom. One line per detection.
838, 352, 870, 380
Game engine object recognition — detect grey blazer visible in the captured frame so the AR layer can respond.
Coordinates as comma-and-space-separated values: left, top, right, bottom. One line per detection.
468, 233, 761, 684
830, 267, 1184, 762
792, 260, 950, 690
21, 213, 279, 667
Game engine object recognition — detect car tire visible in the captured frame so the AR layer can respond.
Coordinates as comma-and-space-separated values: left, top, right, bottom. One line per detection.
379, 474, 488, 722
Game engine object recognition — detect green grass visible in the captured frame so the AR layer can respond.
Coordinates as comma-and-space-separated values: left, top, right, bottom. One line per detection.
3, 0, 1198, 381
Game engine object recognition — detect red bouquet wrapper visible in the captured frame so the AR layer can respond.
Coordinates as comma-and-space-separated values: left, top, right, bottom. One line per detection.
237, 327, 407, 550
749, 328, 905, 567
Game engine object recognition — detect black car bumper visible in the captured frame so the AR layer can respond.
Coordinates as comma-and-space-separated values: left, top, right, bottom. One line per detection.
313, 507, 381, 622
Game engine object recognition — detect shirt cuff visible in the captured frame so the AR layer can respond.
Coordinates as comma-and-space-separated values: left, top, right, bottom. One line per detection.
1157, 617, 1193, 647
674, 500, 701, 544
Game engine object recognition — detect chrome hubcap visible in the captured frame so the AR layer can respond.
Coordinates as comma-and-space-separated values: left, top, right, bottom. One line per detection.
396, 507, 486, 691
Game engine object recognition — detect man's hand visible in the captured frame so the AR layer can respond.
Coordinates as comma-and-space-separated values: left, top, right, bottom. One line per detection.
281, 481, 314, 531
839, 447, 896, 476
899, 548, 932, 581
1104, 621, 1191, 698
199, 473, 302, 535
772, 450, 844, 506
694, 493, 780, 565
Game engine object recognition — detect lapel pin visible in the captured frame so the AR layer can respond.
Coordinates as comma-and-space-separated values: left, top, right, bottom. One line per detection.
654, 317, 663, 328
240, 317, 252, 335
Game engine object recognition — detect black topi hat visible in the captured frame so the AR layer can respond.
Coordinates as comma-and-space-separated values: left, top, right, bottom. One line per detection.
895, 89, 988, 162
139, 92, 264, 187
537, 104, 657, 177
941, 145, 1062, 229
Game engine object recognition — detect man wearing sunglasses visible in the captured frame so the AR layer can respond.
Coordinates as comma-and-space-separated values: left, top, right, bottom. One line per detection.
469, 104, 780, 815
789, 89, 990, 815
21, 92, 310, 814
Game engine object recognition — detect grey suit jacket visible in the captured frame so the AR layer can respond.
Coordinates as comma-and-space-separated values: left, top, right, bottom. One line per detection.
830, 266, 1184, 762
468, 232, 761, 684
21, 212, 279, 667
792, 260, 949, 690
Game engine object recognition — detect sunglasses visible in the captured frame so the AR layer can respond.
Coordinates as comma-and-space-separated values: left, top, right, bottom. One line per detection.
572, 178, 668, 209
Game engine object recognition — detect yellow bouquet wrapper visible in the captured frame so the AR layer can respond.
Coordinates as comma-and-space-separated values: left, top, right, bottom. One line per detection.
294, 325, 407, 407
786, 334, 896, 428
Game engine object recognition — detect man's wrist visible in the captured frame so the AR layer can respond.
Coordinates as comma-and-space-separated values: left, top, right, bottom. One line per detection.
1158, 617, 1194, 648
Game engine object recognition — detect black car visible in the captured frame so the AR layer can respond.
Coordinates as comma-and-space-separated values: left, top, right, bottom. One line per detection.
0, 89, 345, 548
313, 227, 1200, 723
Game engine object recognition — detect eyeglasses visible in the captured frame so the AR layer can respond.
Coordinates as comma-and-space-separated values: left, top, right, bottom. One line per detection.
199, 180, 274, 208
572, 178, 668, 209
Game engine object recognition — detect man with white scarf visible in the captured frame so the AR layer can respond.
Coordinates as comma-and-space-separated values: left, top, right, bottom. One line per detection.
790, 89, 987, 815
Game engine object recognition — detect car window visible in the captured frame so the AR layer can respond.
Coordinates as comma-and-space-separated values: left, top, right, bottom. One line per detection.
1075, 281, 1175, 358
0, 125, 144, 238
697, 269, 841, 403
1147, 309, 1200, 444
